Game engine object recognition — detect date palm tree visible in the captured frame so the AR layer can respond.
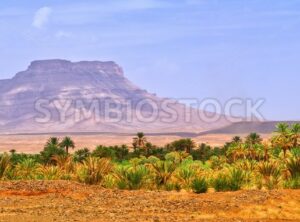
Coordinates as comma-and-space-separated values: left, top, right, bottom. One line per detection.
262, 142, 270, 161
169, 138, 196, 154
232, 136, 242, 144
291, 123, 300, 148
183, 138, 196, 154
227, 143, 246, 161
45, 137, 60, 148
59, 137, 75, 154
272, 123, 293, 158
245, 132, 262, 159
133, 132, 147, 148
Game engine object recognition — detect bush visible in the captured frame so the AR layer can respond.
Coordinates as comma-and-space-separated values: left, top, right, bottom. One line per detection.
115, 165, 149, 190
284, 177, 300, 189
37, 166, 64, 180
40, 145, 66, 165
92, 146, 116, 160
191, 178, 208, 193
213, 174, 231, 192
257, 161, 281, 190
164, 182, 181, 191
114, 145, 129, 161
176, 166, 196, 188
15, 158, 38, 179
286, 157, 300, 179
0, 153, 10, 179
76, 157, 113, 185
213, 169, 245, 192
149, 160, 177, 187
73, 148, 90, 163
229, 168, 245, 191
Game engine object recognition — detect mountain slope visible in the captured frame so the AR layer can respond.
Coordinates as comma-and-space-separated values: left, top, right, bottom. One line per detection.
0, 59, 230, 133
198, 121, 300, 135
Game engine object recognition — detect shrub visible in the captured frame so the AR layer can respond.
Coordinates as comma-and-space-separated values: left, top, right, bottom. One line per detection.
191, 178, 208, 194
73, 148, 90, 163
229, 168, 245, 191
37, 166, 63, 180
103, 174, 116, 189
52, 155, 74, 173
92, 146, 116, 160
149, 160, 177, 187
0, 153, 11, 179
115, 165, 149, 190
257, 161, 281, 190
213, 174, 231, 192
284, 177, 300, 189
15, 158, 38, 179
208, 156, 227, 170
286, 157, 300, 179
213, 168, 245, 192
40, 145, 66, 165
165, 152, 191, 164
114, 145, 129, 161
176, 166, 196, 188
76, 157, 113, 185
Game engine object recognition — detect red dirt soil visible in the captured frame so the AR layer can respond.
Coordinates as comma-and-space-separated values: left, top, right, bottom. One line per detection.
0, 181, 299, 222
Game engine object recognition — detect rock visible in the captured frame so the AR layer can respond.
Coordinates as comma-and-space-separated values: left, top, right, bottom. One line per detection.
0, 59, 229, 134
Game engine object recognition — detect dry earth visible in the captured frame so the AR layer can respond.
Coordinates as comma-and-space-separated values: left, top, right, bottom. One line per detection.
0, 180, 299, 222
0, 133, 271, 153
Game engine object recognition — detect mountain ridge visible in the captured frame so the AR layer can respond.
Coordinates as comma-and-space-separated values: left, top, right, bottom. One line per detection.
0, 59, 230, 133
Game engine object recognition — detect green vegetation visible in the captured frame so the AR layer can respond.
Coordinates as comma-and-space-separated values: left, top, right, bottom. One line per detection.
1, 123, 300, 194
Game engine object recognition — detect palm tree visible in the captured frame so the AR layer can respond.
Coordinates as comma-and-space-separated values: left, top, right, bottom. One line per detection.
291, 123, 300, 148
144, 142, 153, 157
245, 133, 262, 159
170, 138, 196, 154
59, 137, 75, 154
149, 160, 177, 187
272, 123, 293, 158
183, 138, 196, 154
227, 143, 246, 161
45, 137, 59, 148
132, 141, 138, 152
133, 132, 147, 148
232, 136, 242, 144
9, 149, 16, 155
262, 142, 270, 161
246, 133, 262, 145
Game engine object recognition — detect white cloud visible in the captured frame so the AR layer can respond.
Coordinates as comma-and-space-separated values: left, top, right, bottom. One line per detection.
32, 6, 52, 29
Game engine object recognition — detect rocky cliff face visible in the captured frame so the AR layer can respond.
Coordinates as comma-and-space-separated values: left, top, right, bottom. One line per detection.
0, 59, 230, 133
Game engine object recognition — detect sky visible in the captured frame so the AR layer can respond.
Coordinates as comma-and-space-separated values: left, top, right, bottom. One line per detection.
0, 0, 300, 120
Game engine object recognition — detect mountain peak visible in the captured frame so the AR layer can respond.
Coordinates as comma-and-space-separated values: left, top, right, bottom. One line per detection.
0, 59, 229, 134
27, 59, 124, 76
29, 59, 71, 70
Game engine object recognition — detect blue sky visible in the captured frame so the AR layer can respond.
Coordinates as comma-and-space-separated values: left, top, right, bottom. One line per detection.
0, 0, 300, 120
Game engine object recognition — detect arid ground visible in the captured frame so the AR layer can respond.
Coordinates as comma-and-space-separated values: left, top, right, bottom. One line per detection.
0, 133, 271, 153
0, 180, 299, 222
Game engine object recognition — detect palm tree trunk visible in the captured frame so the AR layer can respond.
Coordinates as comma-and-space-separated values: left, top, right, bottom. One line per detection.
283, 148, 287, 158
264, 149, 268, 161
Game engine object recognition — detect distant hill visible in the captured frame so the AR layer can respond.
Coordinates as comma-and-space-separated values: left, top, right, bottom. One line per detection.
198, 121, 300, 135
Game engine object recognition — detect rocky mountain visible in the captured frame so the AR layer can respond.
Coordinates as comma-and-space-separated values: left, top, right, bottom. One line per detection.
197, 121, 300, 136
0, 59, 231, 134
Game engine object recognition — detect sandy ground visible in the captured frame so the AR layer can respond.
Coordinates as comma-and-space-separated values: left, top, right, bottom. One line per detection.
0, 180, 299, 222
0, 133, 271, 153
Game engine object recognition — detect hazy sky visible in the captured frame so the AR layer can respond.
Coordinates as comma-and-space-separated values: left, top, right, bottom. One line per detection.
0, 0, 299, 120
